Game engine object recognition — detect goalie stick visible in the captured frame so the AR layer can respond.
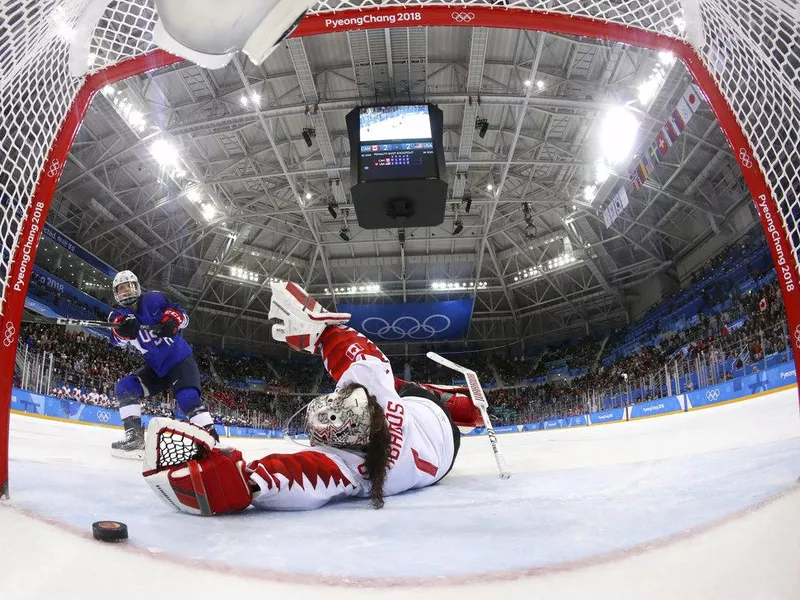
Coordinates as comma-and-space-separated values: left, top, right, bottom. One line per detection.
426, 352, 511, 479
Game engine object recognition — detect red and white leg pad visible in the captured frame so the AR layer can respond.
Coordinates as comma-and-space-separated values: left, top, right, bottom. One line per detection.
142, 418, 252, 516
269, 281, 351, 353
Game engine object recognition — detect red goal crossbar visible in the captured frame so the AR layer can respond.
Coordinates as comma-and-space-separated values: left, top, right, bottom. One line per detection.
2, 3, 799, 498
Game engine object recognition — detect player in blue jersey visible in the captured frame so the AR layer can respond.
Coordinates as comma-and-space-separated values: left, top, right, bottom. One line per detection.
108, 270, 216, 459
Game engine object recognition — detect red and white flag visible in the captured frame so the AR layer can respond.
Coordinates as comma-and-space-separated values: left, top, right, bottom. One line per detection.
682, 84, 703, 113
673, 97, 692, 130
759, 297, 769, 312
655, 130, 672, 157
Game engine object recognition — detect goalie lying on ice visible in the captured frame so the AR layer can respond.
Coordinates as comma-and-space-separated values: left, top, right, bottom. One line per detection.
142, 281, 482, 514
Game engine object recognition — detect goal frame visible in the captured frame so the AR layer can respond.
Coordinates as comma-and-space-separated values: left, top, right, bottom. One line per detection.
2, 3, 799, 498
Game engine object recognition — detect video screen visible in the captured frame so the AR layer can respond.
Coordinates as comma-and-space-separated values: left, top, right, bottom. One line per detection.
358, 105, 437, 182
360, 105, 433, 142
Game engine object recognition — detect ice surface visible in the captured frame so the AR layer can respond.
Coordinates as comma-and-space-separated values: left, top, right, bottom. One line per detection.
2, 389, 800, 598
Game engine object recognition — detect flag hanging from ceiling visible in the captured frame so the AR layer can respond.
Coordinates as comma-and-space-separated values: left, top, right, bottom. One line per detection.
619, 82, 704, 225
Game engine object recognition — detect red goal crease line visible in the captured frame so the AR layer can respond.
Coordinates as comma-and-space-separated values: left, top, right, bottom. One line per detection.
1, 3, 799, 498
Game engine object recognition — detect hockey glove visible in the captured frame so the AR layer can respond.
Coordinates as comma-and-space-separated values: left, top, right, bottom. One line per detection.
156, 308, 185, 337
113, 314, 140, 340
143, 418, 252, 516
268, 281, 351, 354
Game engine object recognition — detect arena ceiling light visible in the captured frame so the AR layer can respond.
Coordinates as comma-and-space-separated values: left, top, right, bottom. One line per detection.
186, 187, 202, 203
102, 86, 147, 133
325, 284, 381, 295
201, 203, 217, 221
149, 139, 181, 170
599, 106, 639, 165
595, 161, 611, 185
230, 267, 259, 283
547, 254, 578, 270
514, 266, 542, 282
431, 281, 487, 291
240, 92, 261, 107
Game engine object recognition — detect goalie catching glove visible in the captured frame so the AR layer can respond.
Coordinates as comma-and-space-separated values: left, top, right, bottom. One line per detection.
268, 281, 351, 354
142, 418, 252, 516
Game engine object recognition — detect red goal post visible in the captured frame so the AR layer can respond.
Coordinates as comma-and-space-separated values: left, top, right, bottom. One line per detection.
1, 1, 799, 498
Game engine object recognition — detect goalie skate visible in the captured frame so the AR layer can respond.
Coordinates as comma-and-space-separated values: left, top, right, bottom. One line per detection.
111, 428, 145, 460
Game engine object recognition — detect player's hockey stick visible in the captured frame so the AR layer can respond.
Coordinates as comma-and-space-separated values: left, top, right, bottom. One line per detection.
426, 352, 511, 479
56, 316, 156, 330
24, 314, 155, 331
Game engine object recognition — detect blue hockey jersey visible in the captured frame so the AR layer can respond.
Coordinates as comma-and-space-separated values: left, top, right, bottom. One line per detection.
109, 291, 192, 377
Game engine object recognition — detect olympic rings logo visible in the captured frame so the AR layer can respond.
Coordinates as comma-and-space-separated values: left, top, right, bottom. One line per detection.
361, 315, 451, 340
706, 389, 720, 402
451, 11, 475, 23
97, 410, 111, 423
738, 148, 753, 169
794, 325, 800, 350
2, 322, 16, 348
46, 158, 62, 179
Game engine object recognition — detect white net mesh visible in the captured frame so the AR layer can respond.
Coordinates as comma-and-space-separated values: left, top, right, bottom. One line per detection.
1, 1, 799, 491
697, 0, 800, 269
156, 427, 207, 470
2, 0, 799, 319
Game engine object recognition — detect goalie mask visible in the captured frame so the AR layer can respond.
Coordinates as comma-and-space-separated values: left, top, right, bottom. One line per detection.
306, 386, 372, 449
112, 270, 141, 307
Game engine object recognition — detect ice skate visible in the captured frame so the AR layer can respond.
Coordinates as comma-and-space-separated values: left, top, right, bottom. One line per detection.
110, 427, 145, 460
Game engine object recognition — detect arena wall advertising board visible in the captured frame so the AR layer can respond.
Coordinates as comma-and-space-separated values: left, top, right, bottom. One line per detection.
9, 361, 796, 440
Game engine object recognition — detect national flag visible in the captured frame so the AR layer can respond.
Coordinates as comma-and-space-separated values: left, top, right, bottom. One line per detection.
672, 98, 691, 131
618, 187, 629, 208
682, 83, 703, 113
648, 143, 661, 168
663, 119, 680, 144
641, 152, 655, 175
759, 297, 768, 312
630, 169, 644, 191
655, 130, 672, 157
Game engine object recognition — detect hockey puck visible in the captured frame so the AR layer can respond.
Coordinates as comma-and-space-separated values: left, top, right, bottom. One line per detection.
92, 521, 128, 543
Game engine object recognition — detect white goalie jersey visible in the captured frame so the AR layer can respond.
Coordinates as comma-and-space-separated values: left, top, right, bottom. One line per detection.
248, 350, 456, 511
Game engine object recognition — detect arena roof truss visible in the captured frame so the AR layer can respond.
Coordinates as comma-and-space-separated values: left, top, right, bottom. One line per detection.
49, 23, 751, 349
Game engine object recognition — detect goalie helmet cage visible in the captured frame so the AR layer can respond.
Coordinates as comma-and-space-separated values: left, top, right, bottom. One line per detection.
0, 0, 798, 497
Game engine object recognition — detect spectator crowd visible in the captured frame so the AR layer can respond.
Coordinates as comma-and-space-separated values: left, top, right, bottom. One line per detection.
15, 229, 793, 431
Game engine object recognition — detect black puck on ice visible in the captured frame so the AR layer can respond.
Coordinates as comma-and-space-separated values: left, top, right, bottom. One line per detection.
92, 520, 128, 543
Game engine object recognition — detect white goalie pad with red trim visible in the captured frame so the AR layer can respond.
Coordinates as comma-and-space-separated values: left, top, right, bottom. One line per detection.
269, 281, 351, 353
142, 418, 252, 516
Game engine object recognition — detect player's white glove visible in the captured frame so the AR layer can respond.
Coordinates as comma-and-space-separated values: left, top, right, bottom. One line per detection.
268, 281, 350, 354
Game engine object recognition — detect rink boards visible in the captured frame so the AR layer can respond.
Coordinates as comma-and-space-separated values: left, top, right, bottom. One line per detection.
11, 361, 796, 438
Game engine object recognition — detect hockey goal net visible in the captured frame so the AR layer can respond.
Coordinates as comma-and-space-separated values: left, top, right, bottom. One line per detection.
1, 0, 799, 497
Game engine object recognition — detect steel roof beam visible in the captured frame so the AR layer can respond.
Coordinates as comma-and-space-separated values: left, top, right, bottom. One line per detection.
472, 33, 545, 313
231, 56, 338, 308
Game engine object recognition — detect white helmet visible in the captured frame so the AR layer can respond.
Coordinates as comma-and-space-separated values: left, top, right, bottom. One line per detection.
112, 270, 141, 307
306, 386, 372, 449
